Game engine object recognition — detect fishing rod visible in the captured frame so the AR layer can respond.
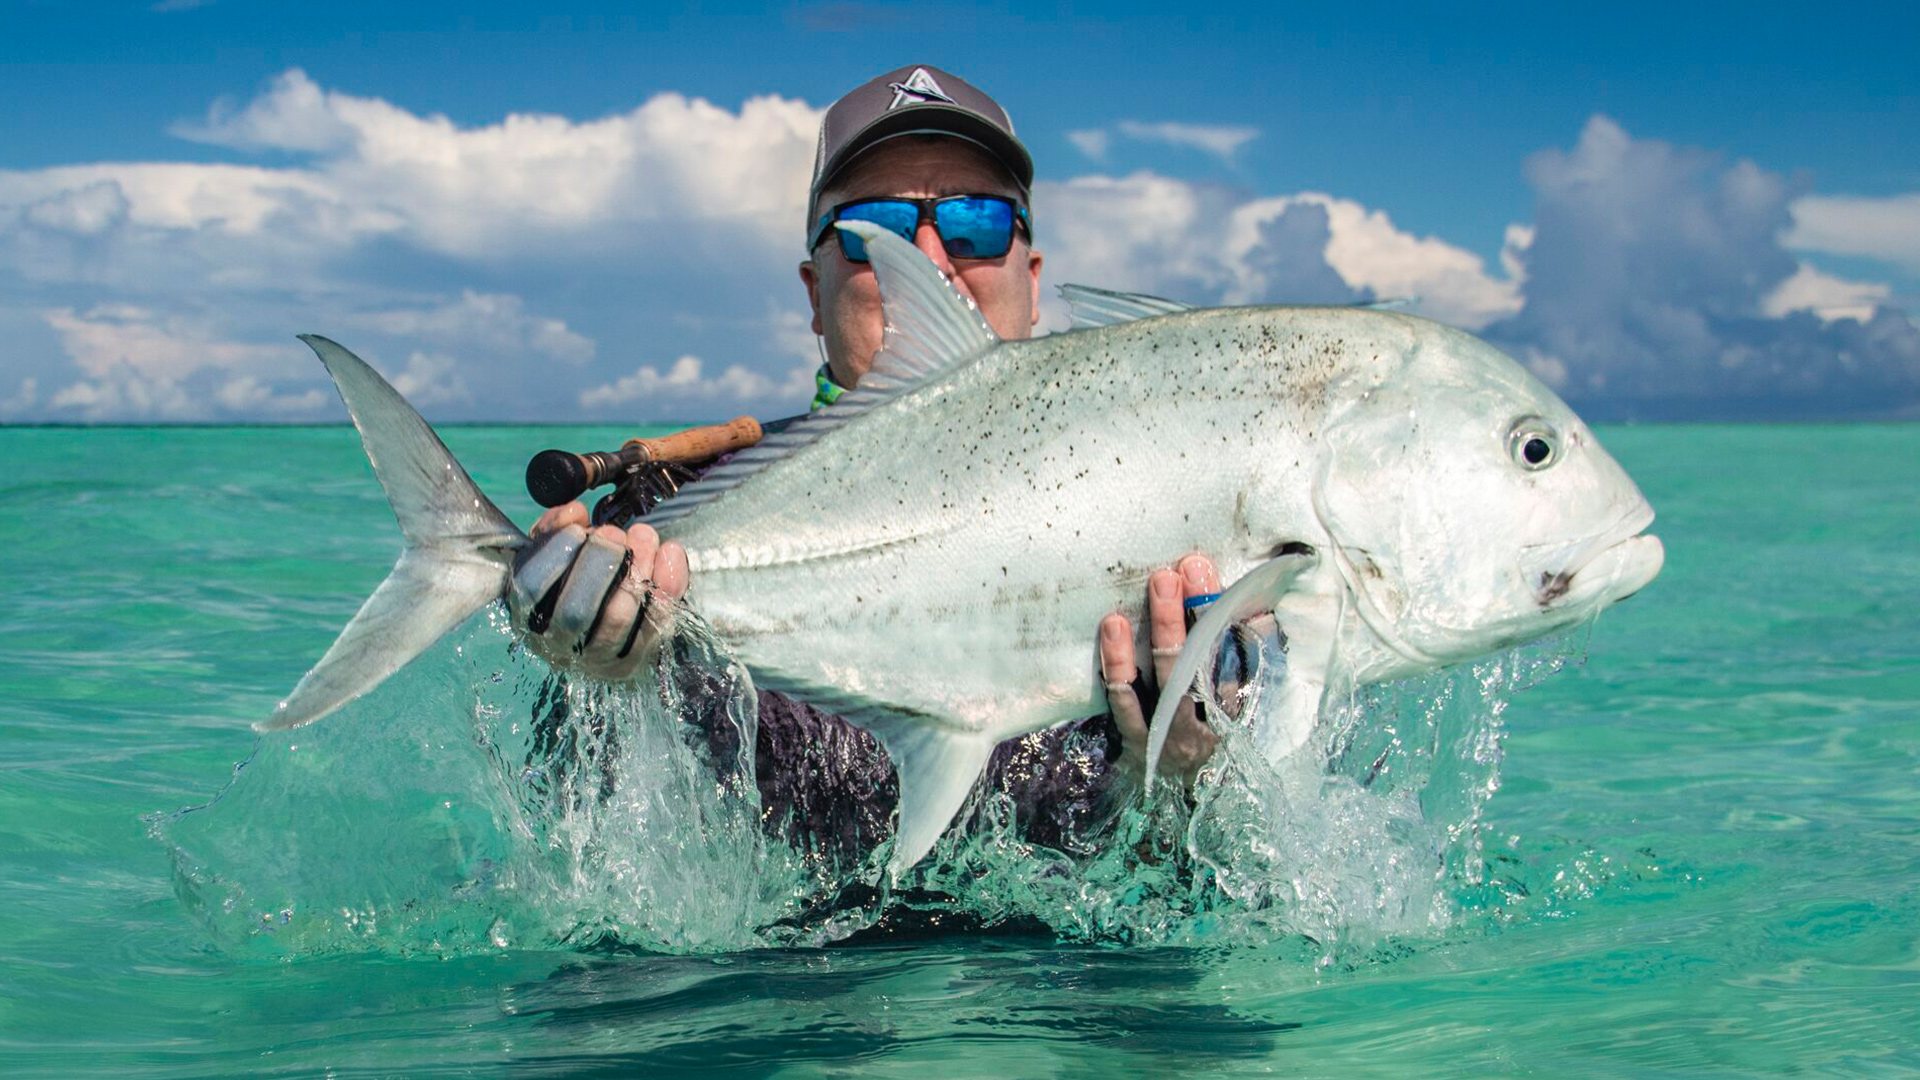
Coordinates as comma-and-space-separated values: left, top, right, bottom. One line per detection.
525, 416, 763, 526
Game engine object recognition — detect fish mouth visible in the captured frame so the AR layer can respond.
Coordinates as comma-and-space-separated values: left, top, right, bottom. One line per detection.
1526, 504, 1664, 610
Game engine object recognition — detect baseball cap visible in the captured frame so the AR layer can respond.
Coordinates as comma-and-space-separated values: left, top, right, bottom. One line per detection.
806, 64, 1034, 235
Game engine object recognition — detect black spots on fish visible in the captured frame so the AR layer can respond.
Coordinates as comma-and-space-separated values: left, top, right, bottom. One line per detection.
1271, 540, 1315, 559
1538, 570, 1573, 606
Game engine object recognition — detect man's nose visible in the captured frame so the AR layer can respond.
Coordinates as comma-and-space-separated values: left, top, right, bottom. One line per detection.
913, 218, 957, 275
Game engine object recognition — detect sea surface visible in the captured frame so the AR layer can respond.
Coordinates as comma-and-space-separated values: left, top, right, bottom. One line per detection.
1, 423, 1915, 1077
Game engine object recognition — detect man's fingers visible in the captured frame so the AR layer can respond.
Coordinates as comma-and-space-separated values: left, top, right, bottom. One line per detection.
633, 533, 687, 661
1147, 569, 1185, 685
652, 540, 689, 600
561, 524, 639, 657
580, 579, 643, 673
531, 501, 589, 539
1177, 554, 1222, 617
545, 526, 628, 653
1099, 612, 1148, 747
508, 523, 587, 631
513, 516, 692, 682
1142, 555, 1226, 782
623, 522, 661, 582
1156, 552, 1223, 687
1103, 558, 1228, 782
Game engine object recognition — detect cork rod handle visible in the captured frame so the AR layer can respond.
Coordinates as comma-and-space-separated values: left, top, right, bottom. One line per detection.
625, 416, 763, 464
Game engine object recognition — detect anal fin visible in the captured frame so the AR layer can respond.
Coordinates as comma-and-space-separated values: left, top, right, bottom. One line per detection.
858, 713, 995, 878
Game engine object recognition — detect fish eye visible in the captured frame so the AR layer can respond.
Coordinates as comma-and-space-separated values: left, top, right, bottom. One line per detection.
1508, 417, 1560, 471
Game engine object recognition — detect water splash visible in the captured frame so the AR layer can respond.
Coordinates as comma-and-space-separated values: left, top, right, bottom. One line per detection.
155, 613, 1610, 960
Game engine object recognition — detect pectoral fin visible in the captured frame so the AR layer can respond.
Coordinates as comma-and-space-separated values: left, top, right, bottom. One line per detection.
1143, 548, 1320, 791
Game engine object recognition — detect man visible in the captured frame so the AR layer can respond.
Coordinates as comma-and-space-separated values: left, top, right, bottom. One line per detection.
514, 65, 1220, 865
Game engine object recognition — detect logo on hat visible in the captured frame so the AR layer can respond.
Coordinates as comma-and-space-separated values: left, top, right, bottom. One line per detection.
887, 67, 956, 110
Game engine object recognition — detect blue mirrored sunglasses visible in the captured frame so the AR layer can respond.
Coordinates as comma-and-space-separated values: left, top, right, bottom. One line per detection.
809, 195, 1033, 264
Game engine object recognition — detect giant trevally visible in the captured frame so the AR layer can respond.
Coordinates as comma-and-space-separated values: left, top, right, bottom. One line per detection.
266, 220, 1663, 876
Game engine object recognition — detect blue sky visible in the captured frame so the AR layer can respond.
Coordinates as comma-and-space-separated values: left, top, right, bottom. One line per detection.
3, 0, 1916, 422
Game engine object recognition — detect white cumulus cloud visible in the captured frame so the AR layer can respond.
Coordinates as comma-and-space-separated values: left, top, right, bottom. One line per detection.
39, 304, 296, 420
0, 69, 828, 422
383, 351, 473, 408
1065, 120, 1260, 166
0, 377, 39, 419
5, 74, 1913, 423
1763, 263, 1892, 323
1036, 172, 1519, 330
167, 68, 821, 259
353, 291, 595, 365
1115, 120, 1259, 162
1065, 129, 1110, 163
214, 375, 329, 415
1227, 194, 1524, 327
578, 355, 815, 414
1785, 192, 1920, 274
1482, 116, 1920, 419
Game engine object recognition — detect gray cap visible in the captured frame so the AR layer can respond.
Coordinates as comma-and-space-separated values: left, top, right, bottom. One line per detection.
807, 64, 1034, 235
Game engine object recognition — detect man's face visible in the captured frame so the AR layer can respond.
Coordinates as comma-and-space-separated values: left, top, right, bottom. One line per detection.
800, 137, 1044, 389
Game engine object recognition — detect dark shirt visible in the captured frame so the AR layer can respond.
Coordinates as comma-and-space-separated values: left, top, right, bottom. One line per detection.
664, 632, 1131, 873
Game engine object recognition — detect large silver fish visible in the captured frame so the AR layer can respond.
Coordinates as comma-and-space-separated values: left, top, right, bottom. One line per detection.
266, 221, 1663, 876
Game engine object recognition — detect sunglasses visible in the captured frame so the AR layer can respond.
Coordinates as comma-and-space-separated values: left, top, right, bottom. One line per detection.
809, 194, 1033, 264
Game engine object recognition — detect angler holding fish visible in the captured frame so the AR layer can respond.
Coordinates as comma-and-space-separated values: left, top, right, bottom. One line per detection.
507, 64, 1229, 865
269, 64, 1663, 879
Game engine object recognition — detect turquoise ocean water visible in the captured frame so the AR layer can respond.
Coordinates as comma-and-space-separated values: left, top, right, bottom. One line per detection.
1, 423, 1916, 1076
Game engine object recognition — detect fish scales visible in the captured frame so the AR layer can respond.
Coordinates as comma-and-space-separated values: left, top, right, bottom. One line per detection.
663, 308, 1406, 743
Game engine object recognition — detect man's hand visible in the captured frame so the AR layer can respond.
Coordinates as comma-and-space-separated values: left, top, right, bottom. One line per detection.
1100, 554, 1224, 785
507, 501, 690, 681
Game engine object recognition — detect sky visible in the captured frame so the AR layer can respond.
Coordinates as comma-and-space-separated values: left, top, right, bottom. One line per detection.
2, 0, 1916, 424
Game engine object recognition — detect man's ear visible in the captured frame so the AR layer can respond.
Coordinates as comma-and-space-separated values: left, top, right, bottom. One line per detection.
798, 260, 824, 335
1027, 247, 1044, 328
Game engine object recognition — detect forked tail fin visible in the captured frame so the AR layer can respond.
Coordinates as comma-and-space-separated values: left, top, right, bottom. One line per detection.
258, 335, 528, 731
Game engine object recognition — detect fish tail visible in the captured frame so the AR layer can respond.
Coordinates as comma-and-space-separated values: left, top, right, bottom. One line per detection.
257, 335, 528, 732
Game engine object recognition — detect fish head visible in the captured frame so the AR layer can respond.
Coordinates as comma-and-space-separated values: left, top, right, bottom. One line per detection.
1313, 319, 1664, 667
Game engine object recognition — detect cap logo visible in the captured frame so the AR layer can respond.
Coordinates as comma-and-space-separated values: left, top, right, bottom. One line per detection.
887, 67, 956, 110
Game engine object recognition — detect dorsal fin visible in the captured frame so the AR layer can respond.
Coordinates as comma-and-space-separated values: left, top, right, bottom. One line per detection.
647, 222, 1000, 528
1354, 296, 1417, 311
1058, 283, 1193, 329
844, 220, 1000, 393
